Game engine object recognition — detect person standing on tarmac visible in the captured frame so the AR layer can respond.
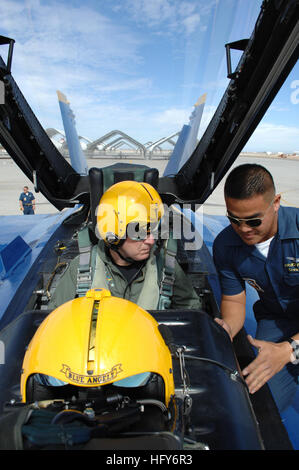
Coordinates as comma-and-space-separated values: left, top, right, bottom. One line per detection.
19, 185, 35, 214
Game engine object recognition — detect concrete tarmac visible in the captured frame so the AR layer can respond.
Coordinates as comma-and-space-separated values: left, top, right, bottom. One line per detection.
0, 154, 298, 216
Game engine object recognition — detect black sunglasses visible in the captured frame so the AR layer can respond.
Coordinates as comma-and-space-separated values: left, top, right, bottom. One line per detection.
226, 199, 274, 228
227, 215, 264, 227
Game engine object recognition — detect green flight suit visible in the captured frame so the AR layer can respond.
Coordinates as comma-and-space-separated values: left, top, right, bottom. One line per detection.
48, 240, 200, 311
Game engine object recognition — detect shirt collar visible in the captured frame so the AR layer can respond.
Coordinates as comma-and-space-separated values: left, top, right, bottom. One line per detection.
277, 206, 299, 239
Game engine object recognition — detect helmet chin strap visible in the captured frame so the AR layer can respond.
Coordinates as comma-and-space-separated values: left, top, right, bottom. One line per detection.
106, 242, 136, 265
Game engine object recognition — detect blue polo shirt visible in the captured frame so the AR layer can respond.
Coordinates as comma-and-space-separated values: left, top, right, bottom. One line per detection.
19, 191, 35, 206
213, 206, 299, 320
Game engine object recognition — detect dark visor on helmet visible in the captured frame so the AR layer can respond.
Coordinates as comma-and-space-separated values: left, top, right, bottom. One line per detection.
126, 221, 159, 240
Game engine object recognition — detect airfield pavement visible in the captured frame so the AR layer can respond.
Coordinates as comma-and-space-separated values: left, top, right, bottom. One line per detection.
0, 153, 298, 217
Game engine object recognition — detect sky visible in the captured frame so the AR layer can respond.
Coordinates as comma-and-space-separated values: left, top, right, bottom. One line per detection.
0, 0, 298, 153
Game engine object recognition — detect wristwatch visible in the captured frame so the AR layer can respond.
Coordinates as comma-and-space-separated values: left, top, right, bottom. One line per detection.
286, 338, 299, 365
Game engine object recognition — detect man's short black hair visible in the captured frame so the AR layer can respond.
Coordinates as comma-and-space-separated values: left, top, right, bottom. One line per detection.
224, 164, 275, 200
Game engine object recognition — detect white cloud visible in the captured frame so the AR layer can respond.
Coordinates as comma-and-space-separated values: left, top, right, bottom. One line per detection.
124, 0, 176, 25
182, 13, 201, 35
200, 105, 217, 128
98, 78, 152, 93
123, 0, 204, 36
153, 107, 190, 127
245, 123, 299, 153
178, 2, 197, 17
0, 0, 152, 128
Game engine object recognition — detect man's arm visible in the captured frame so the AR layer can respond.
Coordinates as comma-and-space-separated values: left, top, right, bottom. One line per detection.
47, 257, 79, 310
214, 291, 246, 340
19, 194, 23, 212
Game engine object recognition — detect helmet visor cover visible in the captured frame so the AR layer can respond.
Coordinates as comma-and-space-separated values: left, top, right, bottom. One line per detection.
126, 220, 160, 240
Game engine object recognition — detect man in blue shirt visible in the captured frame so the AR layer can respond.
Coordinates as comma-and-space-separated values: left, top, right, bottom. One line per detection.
213, 164, 299, 412
19, 186, 35, 215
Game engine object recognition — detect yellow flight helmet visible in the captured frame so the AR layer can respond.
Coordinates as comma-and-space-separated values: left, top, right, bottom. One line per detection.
96, 180, 164, 245
21, 288, 174, 406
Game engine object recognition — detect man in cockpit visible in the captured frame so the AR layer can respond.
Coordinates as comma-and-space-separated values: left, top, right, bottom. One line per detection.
213, 163, 299, 412
48, 180, 200, 312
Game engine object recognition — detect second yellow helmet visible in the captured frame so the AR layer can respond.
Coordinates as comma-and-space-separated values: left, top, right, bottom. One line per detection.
20, 288, 175, 406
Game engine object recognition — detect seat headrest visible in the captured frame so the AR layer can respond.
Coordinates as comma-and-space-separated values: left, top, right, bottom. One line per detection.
89, 163, 159, 234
